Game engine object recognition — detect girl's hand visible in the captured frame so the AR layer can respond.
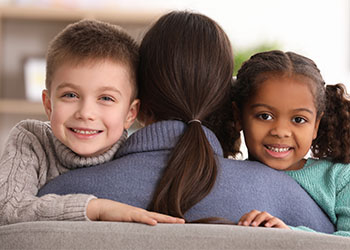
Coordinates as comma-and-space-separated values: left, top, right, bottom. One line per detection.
238, 209, 290, 229
87, 198, 185, 226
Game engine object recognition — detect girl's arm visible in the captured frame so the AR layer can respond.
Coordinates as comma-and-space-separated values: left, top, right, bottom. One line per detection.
333, 172, 350, 237
285, 167, 350, 237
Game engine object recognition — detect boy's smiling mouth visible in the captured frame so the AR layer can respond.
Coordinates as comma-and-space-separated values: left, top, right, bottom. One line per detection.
69, 128, 102, 135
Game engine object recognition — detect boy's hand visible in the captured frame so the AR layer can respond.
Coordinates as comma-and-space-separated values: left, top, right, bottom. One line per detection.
87, 198, 185, 225
238, 209, 290, 229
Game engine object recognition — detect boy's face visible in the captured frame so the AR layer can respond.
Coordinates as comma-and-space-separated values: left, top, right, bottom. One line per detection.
239, 75, 320, 171
42, 60, 139, 157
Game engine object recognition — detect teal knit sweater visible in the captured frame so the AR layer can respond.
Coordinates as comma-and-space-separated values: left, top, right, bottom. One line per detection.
286, 158, 350, 236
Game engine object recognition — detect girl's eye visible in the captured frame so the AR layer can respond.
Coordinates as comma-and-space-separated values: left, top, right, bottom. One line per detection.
257, 113, 273, 121
62, 93, 77, 99
100, 96, 115, 102
292, 117, 307, 124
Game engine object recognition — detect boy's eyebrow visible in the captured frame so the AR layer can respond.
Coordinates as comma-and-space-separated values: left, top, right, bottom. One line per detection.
56, 82, 77, 91
98, 86, 122, 96
56, 83, 122, 96
250, 103, 314, 115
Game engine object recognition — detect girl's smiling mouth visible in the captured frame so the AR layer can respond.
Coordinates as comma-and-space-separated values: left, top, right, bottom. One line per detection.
264, 145, 293, 158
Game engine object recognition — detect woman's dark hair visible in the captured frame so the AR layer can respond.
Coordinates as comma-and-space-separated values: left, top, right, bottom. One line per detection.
233, 50, 350, 163
138, 11, 236, 220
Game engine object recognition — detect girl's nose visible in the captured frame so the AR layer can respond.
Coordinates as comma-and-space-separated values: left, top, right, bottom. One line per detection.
270, 121, 292, 138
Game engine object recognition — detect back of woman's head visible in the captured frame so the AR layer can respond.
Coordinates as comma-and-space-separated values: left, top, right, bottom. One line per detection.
138, 11, 234, 220
138, 11, 233, 124
233, 50, 350, 163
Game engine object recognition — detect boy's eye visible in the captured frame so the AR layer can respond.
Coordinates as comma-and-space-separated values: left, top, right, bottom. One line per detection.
292, 117, 307, 124
100, 96, 115, 102
62, 93, 77, 99
257, 113, 273, 121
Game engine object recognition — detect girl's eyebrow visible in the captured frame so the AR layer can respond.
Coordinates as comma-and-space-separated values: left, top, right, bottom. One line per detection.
293, 108, 315, 115
250, 103, 314, 115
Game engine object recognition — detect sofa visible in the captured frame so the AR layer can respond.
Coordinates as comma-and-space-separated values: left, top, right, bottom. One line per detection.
1, 221, 350, 250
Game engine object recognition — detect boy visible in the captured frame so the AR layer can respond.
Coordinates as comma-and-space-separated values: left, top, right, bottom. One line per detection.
0, 19, 184, 226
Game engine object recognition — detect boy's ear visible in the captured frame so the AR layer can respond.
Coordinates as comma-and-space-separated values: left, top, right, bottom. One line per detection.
124, 99, 140, 129
42, 89, 52, 119
232, 101, 242, 131
313, 112, 324, 140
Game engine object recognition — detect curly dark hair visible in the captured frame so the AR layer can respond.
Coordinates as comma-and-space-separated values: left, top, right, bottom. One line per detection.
312, 84, 350, 162
232, 50, 350, 163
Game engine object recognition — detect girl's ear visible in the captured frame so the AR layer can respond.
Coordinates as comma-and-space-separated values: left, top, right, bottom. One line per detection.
313, 112, 324, 140
232, 102, 242, 131
42, 89, 52, 119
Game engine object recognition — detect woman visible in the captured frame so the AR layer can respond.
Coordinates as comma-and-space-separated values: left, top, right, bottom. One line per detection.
39, 11, 334, 233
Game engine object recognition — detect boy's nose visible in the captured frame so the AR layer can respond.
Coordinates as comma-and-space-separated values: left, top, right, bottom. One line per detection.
74, 101, 96, 121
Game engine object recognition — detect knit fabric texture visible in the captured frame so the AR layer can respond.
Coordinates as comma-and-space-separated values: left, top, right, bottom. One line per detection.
0, 119, 127, 225
287, 158, 350, 236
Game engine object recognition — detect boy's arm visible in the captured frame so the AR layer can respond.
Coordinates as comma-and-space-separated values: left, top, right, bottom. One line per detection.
0, 121, 95, 225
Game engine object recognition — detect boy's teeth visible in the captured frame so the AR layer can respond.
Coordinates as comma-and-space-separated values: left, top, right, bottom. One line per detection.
73, 129, 99, 135
267, 146, 289, 152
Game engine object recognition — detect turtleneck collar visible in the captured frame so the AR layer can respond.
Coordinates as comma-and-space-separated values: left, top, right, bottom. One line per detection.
116, 120, 223, 158
54, 130, 128, 169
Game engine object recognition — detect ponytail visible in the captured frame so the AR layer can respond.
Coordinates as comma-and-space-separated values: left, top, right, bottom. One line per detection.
148, 122, 217, 218
139, 11, 235, 221
312, 84, 350, 163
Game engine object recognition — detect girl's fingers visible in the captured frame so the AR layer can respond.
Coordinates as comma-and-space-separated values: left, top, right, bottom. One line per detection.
251, 211, 273, 227
264, 217, 280, 228
238, 210, 261, 226
265, 217, 289, 229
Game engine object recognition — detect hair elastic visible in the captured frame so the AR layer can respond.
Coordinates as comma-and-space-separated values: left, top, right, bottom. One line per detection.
188, 119, 202, 124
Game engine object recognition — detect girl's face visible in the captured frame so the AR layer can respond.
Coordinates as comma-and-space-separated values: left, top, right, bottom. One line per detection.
239, 74, 321, 171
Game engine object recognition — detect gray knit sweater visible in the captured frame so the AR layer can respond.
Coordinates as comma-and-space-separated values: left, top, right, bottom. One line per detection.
0, 119, 127, 225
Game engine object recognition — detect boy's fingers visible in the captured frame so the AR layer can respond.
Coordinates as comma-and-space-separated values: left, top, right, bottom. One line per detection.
148, 212, 185, 224
137, 214, 158, 226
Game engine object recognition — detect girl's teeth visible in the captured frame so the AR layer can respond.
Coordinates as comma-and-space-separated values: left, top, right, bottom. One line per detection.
73, 129, 99, 135
268, 146, 289, 152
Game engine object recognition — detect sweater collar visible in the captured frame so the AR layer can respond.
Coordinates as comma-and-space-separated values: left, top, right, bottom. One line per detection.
116, 120, 223, 158
54, 130, 128, 169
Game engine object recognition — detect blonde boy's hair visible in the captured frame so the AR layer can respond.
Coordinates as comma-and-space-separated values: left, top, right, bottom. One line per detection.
45, 19, 139, 100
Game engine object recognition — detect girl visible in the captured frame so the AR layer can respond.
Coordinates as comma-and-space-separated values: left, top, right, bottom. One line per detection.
232, 50, 350, 236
